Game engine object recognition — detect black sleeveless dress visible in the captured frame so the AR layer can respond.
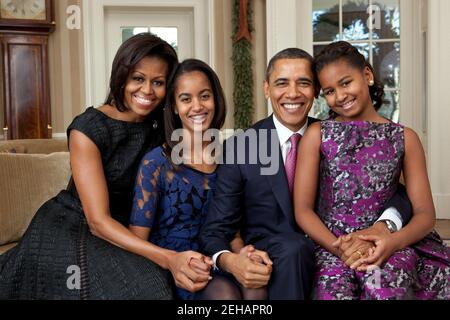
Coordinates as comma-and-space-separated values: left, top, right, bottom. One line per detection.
0, 107, 173, 300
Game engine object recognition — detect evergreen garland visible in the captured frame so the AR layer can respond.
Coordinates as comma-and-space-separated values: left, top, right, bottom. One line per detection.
232, 0, 254, 129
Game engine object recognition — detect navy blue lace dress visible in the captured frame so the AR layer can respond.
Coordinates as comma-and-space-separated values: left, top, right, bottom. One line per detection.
130, 146, 217, 300
0, 107, 173, 300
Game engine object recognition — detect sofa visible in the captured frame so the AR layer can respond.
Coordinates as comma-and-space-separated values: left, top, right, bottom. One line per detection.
0, 139, 71, 255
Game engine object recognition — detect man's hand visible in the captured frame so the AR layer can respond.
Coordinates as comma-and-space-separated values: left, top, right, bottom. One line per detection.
218, 251, 272, 289
239, 245, 273, 266
332, 222, 390, 268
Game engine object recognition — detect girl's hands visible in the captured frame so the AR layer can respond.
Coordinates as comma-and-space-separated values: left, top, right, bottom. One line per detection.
167, 251, 212, 293
351, 234, 400, 272
333, 235, 375, 268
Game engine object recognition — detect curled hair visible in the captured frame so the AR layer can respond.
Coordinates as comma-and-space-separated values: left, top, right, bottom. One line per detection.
164, 59, 227, 151
313, 41, 385, 114
104, 33, 178, 113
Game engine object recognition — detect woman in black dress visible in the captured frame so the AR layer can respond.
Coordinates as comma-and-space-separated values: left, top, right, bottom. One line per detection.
0, 33, 178, 300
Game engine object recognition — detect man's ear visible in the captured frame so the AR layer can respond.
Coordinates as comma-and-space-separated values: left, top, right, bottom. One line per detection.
263, 80, 270, 100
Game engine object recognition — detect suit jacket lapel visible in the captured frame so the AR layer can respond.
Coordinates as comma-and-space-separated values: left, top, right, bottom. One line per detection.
260, 116, 293, 221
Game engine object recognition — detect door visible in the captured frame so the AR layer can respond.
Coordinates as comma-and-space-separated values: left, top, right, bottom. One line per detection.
104, 7, 195, 81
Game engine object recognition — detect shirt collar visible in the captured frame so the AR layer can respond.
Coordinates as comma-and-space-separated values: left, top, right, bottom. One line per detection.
272, 114, 308, 147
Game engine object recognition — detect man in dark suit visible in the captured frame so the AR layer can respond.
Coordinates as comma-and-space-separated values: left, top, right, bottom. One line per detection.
199, 48, 411, 300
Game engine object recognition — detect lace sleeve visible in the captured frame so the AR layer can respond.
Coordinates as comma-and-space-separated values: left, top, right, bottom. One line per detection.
129, 153, 163, 228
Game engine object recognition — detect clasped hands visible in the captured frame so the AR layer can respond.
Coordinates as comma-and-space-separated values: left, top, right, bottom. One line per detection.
332, 222, 398, 272
168, 251, 213, 293
218, 245, 273, 289
168, 245, 273, 293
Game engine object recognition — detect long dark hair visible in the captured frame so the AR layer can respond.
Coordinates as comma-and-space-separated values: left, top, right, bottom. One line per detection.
104, 33, 178, 113
313, 41, 385, 115
164, 59, 226, 151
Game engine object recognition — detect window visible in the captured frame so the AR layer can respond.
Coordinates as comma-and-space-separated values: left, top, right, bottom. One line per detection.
121, 26, 179, 53
311, 0, 400, 122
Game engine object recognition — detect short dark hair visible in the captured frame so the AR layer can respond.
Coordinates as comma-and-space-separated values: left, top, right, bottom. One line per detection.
265, 48, 314, 81
313, 41, 385, 111
164, 59, 227, 150
104, 33, 178, 112
265, 48, 319, 96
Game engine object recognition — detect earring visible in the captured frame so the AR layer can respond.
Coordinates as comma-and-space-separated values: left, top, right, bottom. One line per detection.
369, 80, 374, 86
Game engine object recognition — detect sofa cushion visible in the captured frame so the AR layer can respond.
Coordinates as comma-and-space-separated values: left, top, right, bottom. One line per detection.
0, 145, 27, 154
0, 152, 71, 246
0, 139, 68, 155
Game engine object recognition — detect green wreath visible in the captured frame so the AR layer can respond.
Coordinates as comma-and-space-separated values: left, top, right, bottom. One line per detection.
232, 0, 254, 129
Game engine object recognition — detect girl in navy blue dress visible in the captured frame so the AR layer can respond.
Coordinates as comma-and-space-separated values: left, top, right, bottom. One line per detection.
129, 59, 227, 299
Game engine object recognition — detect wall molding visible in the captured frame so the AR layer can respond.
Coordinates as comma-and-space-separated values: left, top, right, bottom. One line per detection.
52, 133, 67, 139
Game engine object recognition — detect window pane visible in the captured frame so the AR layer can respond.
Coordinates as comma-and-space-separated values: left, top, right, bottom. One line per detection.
352, 42, 370, 60
150, 27, 178, 53
372, 0, 400, 39
122, 27, 149, 43
342, 0, 370, 41
379, 90, 399, 122
372, 41, 400, 89
313, 0, 340, 42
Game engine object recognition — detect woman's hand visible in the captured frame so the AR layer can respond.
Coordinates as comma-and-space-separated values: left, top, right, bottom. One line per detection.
332, 222, 392, 268
167, 251, 212, 293
352, 234, 400, 272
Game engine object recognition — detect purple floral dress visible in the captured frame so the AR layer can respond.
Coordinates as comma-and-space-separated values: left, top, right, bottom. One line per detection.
313, 120, 450, 300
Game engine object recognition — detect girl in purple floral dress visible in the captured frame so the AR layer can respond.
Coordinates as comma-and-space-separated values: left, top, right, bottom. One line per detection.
294, 41, 450, 300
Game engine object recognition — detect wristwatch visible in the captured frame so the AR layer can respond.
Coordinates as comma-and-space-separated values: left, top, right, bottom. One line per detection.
379, 219, 397, 233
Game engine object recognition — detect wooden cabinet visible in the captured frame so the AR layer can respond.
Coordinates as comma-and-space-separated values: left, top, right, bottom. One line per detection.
1, 33, 51, 139
0, 0, 54, 139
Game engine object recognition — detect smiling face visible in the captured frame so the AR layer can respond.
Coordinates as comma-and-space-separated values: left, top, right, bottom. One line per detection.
264, 58, 315, 132
123, 55, 169, 122
174, 71, 215, 134
318, 59, 375, 121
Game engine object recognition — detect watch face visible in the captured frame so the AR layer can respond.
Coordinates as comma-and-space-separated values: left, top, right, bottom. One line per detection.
0, 0, 46, 20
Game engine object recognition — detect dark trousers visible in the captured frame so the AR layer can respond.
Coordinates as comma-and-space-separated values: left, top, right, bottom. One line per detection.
255, 232, 315, 300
